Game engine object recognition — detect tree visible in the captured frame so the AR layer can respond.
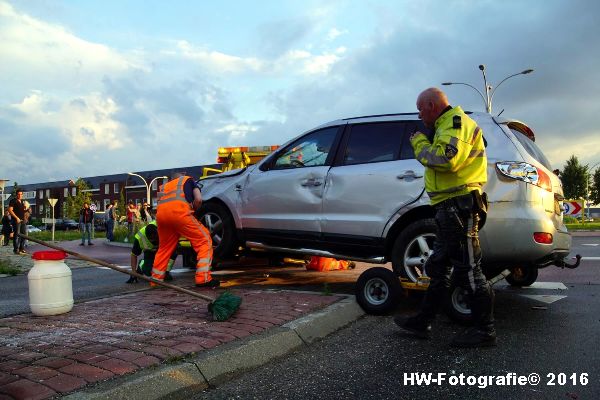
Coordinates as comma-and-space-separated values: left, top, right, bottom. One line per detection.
590, 167, 600, 205
561, 155, 589, 199
64, 178, 93, 220
118, 188, 126, 222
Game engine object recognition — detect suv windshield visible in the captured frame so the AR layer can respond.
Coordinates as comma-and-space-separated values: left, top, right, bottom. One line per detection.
510, 129, 552, 170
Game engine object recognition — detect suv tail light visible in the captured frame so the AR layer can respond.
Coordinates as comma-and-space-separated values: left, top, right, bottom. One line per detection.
533, 232, 553, 244
496, 162, 552, 192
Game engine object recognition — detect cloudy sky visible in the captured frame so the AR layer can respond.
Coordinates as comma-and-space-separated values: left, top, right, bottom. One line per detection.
1, 0, 599, 184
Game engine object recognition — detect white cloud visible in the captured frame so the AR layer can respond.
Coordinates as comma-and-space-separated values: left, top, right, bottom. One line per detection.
9, 91, 129, 151
0, 2, 142, 96
326, 27, 348, 41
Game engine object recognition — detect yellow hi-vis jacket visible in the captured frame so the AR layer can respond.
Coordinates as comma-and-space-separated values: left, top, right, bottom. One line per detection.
135, 221, 158, 252
410, 106, 487, 205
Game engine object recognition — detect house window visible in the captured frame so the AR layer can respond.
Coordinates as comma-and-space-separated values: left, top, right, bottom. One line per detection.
105, 184, 110, 194
104, 199, 111, 210
114, 183, 119, 193
152, 179, 158, 190
71, 187, 76, 196
64, 188, 68, 197
39, 191, 43, 199
46, 189, 50, 198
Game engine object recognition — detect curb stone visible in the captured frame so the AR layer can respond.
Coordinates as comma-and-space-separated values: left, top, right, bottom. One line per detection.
63, 295, 364, 400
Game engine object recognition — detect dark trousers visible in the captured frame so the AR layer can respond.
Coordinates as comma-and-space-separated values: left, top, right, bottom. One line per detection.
419, 196, 494, 330
106, 220, 115, 241
11, 221, 26, 252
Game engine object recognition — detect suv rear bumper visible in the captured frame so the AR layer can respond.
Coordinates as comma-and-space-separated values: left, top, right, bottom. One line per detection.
479, 201, 571, 268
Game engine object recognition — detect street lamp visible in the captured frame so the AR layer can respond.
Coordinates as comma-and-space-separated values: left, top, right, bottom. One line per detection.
0, 179, 8, 217
127, 172, 168, 206
442, 65, 534, 114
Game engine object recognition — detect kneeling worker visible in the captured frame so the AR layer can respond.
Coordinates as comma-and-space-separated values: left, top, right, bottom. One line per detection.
126, 221, 176, 283
152, 173, 216, 287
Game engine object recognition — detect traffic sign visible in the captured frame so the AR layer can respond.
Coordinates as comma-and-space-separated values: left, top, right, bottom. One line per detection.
563, 200, 583, 216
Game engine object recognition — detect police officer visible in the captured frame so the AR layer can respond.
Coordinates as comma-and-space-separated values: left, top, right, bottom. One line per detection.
394, 87, 495, 347
126, 221, 176, 283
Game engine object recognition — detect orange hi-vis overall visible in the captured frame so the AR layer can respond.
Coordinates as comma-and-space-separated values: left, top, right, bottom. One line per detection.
152, 176, 214, 285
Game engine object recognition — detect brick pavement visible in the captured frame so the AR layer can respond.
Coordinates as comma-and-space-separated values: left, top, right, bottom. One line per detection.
0, 286, 341, 399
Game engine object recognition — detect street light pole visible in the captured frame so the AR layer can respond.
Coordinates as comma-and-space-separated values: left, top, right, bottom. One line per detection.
442, 65, 534, 114
127, 172, 168, 205
148, 176, 168, 206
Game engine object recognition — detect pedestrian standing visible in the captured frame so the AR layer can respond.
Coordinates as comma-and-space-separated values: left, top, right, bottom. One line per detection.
8, 189, 27, 255
1, 210, 12, 246
394, 87, 494, 348
79, 202, 94, 246
105, 201, 116, 241
126, 200, 136, 239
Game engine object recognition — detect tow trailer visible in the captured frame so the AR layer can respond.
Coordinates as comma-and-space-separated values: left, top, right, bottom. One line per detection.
355, 255, 581, 323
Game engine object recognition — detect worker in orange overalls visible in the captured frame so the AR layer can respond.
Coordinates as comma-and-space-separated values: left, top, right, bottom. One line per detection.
151, 173, 218, 288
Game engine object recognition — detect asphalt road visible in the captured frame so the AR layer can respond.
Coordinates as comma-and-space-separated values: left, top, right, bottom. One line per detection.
1, 235, 598, 399
192, 234, 600, 399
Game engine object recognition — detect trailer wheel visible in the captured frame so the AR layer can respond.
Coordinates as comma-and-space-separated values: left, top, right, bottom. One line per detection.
355, 267, 401, 315
196, 203, 238, 260
445, 284, 473, 325
505, 266, 538, 287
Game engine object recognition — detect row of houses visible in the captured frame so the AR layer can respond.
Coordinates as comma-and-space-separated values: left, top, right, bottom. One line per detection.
1, 164, 219, 220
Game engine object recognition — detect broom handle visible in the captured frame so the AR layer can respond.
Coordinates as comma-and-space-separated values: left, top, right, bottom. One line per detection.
19, 234, 215, 303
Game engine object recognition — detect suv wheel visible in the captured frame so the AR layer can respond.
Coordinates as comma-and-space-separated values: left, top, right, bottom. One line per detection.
391, 219, 437, 282
355, 267, 401, 315
196, 203, 238, 260
505, 266, 538, 287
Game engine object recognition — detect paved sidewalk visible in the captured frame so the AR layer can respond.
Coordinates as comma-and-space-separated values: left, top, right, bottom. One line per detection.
0, 283, 363, 399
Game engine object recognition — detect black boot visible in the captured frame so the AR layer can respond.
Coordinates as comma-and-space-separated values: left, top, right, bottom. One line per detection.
196, 279, 220, 288
394, 314, 432, 339
164, 272, 173, 282
125, 276, 138, 284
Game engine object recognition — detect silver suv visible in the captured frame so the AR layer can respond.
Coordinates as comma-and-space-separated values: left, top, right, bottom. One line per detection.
197, 112, 572, 295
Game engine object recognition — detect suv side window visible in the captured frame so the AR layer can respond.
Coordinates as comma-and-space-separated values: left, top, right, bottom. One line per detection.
273, 127, 338, 169
342, 122, 406, 165
399, 121, 429, 160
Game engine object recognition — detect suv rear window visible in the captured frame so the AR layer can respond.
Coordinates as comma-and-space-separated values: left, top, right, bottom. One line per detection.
343, 122, 404, 165
510, 129, 552, 170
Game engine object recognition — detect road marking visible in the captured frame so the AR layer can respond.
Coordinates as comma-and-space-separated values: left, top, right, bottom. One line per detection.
577, 256, 600, 260
521, 282, 567, 290
520, 294, 568, 304
582, 244, 599, 246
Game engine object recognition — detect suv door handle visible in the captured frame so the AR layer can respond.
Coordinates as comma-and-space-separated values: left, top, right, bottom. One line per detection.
397, 171, 423, 179
234, 184, 242, 191
301, 179, 323, 187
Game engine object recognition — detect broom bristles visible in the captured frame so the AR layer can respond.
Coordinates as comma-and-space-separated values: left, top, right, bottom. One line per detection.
208, 291, 242, 321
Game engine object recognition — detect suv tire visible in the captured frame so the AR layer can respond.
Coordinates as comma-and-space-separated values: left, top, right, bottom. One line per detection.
505, 266, 538, 287
391, 218, 437, 282
196, 202, 238, 260
355, 267, 401, 314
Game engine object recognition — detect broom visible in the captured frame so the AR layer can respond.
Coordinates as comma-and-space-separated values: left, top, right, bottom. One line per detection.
19, 234, 241, 321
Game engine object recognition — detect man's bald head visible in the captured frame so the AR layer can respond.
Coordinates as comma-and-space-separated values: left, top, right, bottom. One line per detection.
416, 87, 450, 128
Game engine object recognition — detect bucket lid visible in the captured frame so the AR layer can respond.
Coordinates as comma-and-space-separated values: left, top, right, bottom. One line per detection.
32, 251, 67, 261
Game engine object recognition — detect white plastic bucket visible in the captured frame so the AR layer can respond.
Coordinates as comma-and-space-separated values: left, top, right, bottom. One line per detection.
28, 251, 74, 316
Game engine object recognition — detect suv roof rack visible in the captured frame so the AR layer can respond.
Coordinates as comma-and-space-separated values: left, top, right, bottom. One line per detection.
342, 112, 419, 121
